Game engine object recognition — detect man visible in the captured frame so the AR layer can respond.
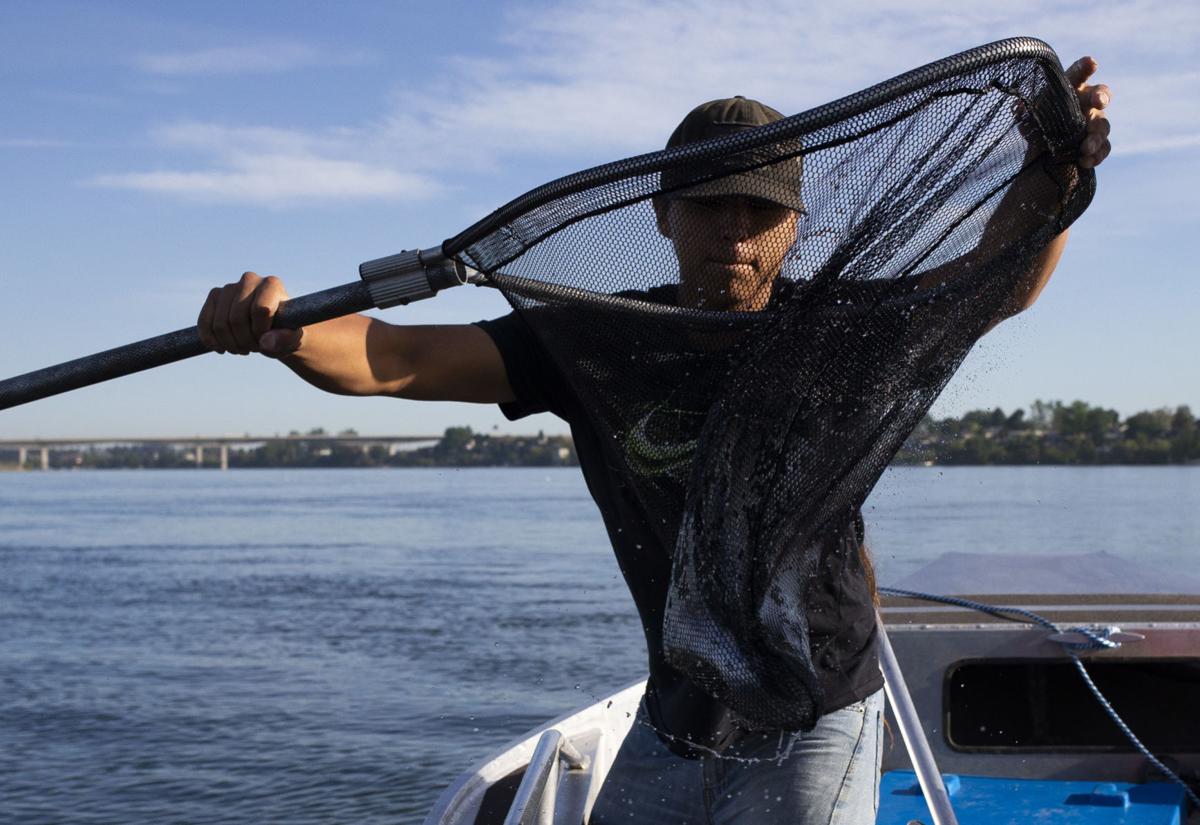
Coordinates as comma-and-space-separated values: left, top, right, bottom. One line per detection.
198, 57, 1110, 823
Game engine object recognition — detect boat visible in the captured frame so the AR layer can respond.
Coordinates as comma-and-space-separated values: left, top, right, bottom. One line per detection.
423, 552, 1199, 824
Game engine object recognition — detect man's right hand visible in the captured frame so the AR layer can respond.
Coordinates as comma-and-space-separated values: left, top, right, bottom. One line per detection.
197, 271, 303, 358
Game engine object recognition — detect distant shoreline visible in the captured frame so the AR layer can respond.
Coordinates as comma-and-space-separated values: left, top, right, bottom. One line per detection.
4, 401, 1197, 470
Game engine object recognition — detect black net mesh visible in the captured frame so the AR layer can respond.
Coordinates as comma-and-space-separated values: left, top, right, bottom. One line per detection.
446, 38, 1093, 731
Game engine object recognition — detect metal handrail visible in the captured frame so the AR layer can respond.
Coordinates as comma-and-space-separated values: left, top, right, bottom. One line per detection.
876, 613, 960, 825
502, 729, 590, 825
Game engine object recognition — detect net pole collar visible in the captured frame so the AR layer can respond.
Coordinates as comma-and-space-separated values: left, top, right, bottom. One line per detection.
358, 245, 468, 309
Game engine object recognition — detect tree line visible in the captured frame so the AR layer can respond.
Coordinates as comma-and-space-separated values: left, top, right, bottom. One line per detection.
894, 401, 1199, 465
7, 427, 579, 470
5, 402, 1198, 469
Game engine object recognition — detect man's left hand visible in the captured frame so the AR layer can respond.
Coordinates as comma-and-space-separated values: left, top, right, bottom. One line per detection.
1067, 56, 1111, 169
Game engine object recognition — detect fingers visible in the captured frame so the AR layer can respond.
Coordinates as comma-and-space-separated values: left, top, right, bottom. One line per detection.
198, 271, 294, 356
197, 287, 223, 352
251, 276, 301, 357
1065, 56, 1098, 88
213, 273, 260, 354
1066, 56, 1112, 169
1078, 81, 1111, 127
250, 276, 288, 341
1067, 56, 1110, 112
1085, 83, 1111, 111
1086, 109, 1111, 142
1080, 110, 1112, 168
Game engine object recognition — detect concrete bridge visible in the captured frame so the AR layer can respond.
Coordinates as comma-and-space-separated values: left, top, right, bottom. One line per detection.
0, 434, 441, 471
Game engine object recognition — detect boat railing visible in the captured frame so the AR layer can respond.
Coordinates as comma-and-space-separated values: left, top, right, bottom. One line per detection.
877, 615, 959, 825
503, 728, 592, 825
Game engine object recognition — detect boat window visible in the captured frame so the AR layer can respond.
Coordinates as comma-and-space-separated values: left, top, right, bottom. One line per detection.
945, 658, 1200, 751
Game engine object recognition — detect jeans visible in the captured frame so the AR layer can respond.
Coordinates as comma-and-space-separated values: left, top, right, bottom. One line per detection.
589, 689, 885, 824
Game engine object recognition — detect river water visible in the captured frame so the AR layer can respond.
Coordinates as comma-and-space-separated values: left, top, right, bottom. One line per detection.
1, 466, 1197, 823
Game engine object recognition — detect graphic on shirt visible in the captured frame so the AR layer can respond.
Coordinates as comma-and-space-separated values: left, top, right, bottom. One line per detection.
621, 400, 706, 480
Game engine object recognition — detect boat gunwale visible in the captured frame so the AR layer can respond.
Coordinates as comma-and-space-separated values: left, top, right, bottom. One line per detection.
882, 592, 1200, 624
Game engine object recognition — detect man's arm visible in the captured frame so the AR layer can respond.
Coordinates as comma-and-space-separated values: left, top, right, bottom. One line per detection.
197, 271, 516, 403
916, 56, 1111, 329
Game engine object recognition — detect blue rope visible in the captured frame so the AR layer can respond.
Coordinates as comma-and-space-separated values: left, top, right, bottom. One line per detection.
879, 586, 1200, 809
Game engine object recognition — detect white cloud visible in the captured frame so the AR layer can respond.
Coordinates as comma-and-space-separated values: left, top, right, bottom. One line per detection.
90, 158, 433, 204
153, 122, 336, 155
1096, 68, 1200, 159
364, 0, 1199, 168
97, 0, 1199, 205
1119, 133, 1200, 155
89, 123, 439, 205
135, 42, 371, 76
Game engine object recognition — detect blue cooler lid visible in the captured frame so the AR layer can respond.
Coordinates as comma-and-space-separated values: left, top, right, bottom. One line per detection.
877, 771, 1186, 825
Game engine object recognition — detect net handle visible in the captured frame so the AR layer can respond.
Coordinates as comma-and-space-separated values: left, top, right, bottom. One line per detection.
0, 281, 376, 411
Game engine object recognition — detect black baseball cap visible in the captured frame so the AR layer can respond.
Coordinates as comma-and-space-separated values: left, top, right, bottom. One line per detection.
662, 96, 804, 212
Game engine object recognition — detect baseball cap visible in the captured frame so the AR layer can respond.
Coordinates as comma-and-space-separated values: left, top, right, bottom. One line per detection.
662, 96, 804, 212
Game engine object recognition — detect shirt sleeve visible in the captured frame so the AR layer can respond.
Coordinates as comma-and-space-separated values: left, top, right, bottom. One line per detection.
474, 312, 570, 422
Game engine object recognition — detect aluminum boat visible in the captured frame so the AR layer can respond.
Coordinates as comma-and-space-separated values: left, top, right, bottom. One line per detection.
424, 553, 1200, 824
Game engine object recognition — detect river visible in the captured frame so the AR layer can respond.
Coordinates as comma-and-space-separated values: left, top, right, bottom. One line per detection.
1, 466, 1196, 823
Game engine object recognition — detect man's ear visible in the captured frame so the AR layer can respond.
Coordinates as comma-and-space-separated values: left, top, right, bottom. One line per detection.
652, 195, 673, 238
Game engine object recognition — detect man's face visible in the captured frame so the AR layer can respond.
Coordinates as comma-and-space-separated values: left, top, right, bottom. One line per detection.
656, 195, 799, 312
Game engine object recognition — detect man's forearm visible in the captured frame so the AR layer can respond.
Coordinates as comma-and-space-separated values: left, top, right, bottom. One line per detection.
973, 124, 1085, 322
278, 318, 515, 404
996, 227, 1068, 318
918, 147, 1070, 325
280, 314, 415, 397
974, 227, 1068, 333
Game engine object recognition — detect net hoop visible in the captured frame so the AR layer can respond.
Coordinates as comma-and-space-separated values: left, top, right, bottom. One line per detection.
443, 37, 1067, 262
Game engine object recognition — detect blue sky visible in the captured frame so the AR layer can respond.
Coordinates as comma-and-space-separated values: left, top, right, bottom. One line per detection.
1, 0, 1197, 438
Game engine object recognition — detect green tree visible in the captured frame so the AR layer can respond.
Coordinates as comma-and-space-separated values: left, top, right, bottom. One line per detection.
1169, 406, 1198, 462
1171, 406, 1195, 435
1029, 399, 1055, 429
1053, 400, 1118, 440
1124, 409, 1172, 440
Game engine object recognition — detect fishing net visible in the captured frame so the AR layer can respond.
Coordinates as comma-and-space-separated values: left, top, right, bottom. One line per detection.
445, 38, 1094, 731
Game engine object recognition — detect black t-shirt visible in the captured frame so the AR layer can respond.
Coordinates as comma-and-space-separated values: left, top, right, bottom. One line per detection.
475, 285, 884, 756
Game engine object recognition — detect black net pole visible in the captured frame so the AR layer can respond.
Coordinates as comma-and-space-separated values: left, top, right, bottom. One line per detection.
0, 280, 374, 411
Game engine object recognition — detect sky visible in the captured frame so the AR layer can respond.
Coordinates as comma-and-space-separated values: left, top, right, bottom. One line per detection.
1, 0, 1197, 439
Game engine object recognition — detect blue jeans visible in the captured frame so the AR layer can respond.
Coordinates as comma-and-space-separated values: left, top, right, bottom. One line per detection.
589, 689, 885, 824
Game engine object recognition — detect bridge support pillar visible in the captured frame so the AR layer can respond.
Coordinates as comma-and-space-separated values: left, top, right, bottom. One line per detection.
219, 444, 229, 471
195, 445, 204, 468
40, 447, 49, 471
17, 446, 26, 470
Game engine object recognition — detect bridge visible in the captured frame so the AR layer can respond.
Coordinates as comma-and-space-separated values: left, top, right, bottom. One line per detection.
0, 434, 442, 471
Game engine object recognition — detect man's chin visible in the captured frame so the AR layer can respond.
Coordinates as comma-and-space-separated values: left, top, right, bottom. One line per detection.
682, 267, 770, 310
691, 292, 764, 312
721, 271, 772, 310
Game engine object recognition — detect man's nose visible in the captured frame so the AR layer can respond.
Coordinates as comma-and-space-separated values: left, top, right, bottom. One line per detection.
716, 201, 753, 239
